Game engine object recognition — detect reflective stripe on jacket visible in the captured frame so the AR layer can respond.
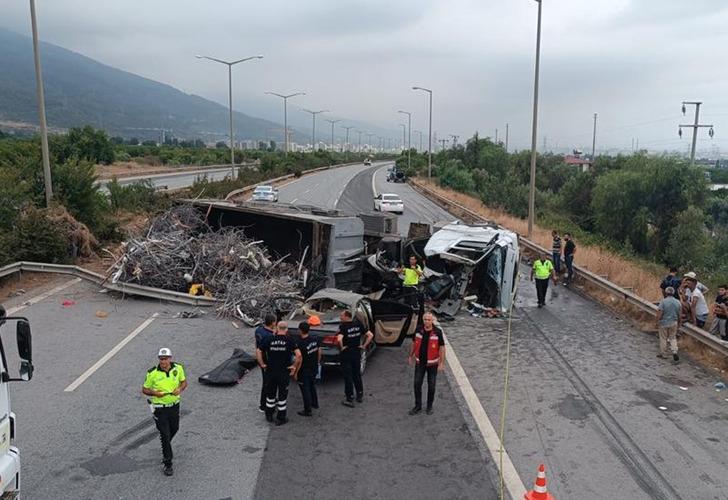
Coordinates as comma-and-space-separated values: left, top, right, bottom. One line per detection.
413, 329, 441, 366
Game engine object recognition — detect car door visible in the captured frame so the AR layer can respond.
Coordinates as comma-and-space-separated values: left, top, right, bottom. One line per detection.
367, 299, 415, 347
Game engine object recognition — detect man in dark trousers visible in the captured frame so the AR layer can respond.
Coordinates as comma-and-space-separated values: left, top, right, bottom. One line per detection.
530, 251, 556, 307
408, 312, 445, 415
254, 313, 277, 413
551, 230, 562, 276
256, 321, 301, 426
142, 347, 187, 476
295, 321, 321, 416
337, 310, 374, 407
563, 233, 577, 285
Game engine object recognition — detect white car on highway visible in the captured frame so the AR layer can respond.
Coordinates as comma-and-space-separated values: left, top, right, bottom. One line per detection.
374, 193, 404, 214
251, 185, 279, 202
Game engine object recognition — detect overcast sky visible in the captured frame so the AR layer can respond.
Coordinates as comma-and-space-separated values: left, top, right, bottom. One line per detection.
3, 0, 728, 154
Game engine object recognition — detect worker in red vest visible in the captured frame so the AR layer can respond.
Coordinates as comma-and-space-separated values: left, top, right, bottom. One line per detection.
407, 311, 445, 415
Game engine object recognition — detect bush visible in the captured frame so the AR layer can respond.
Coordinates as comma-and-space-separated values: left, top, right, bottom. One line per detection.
0, 207, 70, 265
107, 179, 161, 213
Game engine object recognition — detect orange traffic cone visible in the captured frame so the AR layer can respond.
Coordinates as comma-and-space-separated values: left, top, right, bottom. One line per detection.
524, 464, 555, 500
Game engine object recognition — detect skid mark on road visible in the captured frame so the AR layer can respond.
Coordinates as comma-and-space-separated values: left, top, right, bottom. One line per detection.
64, 313, 159, 392
6, 278, 82, 315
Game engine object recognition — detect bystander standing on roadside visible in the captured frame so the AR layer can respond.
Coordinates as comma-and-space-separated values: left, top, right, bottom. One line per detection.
407, 312, 445, 415
551, 230, 562, 276
563, 233, 576, 286
254, 313, 277, 413
709, 285, 728, 340
681, 273, 709, 328
656, 287, 681, 364
660, 267, 681, 298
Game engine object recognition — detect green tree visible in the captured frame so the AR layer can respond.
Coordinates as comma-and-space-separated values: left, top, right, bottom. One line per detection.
664, 206, 711, 268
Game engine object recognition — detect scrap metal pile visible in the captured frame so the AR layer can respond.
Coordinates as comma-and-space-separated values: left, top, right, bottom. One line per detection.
109, 205, 304, 321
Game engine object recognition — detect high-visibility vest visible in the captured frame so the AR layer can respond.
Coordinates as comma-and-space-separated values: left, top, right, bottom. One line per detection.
403, 265, 422, 286
533, 259, 553, 280
413, 328, 442, 366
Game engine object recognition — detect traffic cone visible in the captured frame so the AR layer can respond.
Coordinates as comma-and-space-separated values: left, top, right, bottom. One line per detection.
524, 464, 555, 500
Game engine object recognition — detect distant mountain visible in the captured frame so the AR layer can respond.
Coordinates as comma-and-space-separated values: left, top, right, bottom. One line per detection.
0, 28, 284, 142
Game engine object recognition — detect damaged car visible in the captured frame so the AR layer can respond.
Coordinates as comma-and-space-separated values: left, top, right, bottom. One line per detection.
287, 288, 416, 374
423, 222, 519, 316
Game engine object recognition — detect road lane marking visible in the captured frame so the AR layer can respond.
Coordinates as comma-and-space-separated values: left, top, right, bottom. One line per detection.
6, 278, 82, 315
64, 313, 159, 392
444, 334, 527, 499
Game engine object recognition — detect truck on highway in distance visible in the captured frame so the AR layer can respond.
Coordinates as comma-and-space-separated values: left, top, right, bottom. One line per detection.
0, 305, 34, 498
363, 158, 372, 166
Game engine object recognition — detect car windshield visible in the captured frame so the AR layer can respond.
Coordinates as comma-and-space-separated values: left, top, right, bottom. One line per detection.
254, 187, 272, 193
382, 195, 401, 201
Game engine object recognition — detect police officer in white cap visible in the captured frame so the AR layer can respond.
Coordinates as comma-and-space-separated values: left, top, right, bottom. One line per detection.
142, 347, 187, 476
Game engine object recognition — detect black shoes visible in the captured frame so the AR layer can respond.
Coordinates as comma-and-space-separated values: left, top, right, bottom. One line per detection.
265, 414, 274, 422
408, 406, 422, 415
426, 407, 433, 415
297, 410, 312, 417
356, 394, 364, 403
275, 418, 289, 426
673, 353, 680, 364
342, 399, 355, 408
163, 464, 173, 476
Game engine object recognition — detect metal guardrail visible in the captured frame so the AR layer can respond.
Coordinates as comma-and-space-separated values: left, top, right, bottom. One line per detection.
0, 262, 217, 307
224, 161, 366, 201
410, 180, 728, 357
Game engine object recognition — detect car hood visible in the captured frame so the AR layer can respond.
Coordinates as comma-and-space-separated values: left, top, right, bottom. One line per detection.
424, 222, 518, 265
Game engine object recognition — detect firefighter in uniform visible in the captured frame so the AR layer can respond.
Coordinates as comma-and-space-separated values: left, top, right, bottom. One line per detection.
295, 321, 321, 416
256, 321, 301, 425
337, 310, 374, 407
142, 347, 187, 476
408, 312, 445, 415
254, 313, 277, 413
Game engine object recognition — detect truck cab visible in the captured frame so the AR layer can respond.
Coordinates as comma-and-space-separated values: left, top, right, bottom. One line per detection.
0, 306, 34, 498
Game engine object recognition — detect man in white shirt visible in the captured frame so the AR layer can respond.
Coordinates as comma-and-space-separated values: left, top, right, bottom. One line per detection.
682, 273, 709, 328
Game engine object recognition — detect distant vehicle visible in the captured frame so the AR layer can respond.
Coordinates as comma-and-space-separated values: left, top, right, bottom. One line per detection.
374, 193, 404, 214
251, 185, 279, 202
386, 168, 406, 183
363, 158, 372, 166
287, 289, 415, 374
0, 306, 35, 498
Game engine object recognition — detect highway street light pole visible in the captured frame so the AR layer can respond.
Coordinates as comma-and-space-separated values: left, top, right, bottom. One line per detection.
325, 119, 341, 151
356, 130, 363, 153
505, 123, 509, 152
29, 0, 53, 205
398, 110, 412, 172
399, 124, 407, 153
342, 125, 355, 160
266, 91, 306, 154
196, 54, 263, 175
412, 86, 433, 178
303, 109, 329, 151
527, 0, 543, 239
591, 112, 598, 159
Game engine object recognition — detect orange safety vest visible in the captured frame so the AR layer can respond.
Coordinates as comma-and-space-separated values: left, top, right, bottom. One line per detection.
413, 327, 442, 366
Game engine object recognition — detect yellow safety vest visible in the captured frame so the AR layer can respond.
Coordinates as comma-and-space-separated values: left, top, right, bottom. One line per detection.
533, 259, 553, 280
144, 363, 186, 405
403, 265, 422, 286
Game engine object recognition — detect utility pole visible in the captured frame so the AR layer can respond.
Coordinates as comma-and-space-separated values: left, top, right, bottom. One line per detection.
302, 109, 329, 151
197, 54, 263, 175
505, 123, 509, 152
356, 130, 363, 153
528, 0, 543, 238
341, 125, 354, 160
325, 119, 341, 151
266, 91, 305, 154
450, 134, 459, 147
30, 0, 53, 205
495, 129, 499, 144
679, 101, 715, 166
591, 112, 598, 159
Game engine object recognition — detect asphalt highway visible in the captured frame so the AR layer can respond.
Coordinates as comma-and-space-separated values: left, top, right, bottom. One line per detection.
97, 166, 241, 192
7, 162, 728, 499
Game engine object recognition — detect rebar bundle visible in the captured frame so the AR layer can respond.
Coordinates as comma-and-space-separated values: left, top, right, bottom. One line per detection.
109, 205, 303, 320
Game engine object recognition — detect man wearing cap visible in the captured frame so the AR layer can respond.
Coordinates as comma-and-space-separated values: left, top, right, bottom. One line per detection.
257, 321, 301, 425
142, 348, 187, 476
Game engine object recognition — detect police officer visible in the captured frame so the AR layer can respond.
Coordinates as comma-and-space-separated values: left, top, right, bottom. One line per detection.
256, 321, 301, 425
254, 313, 277, 413
295, 321, 321, 416
142, 347, 187, 476
337, 310, 374, 407
530, 251, 556, 307
408, 312, 445, 415
398, 255, 424, 307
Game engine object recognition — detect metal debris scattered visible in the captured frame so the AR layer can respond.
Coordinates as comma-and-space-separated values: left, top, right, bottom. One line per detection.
108, 205, 304, 319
